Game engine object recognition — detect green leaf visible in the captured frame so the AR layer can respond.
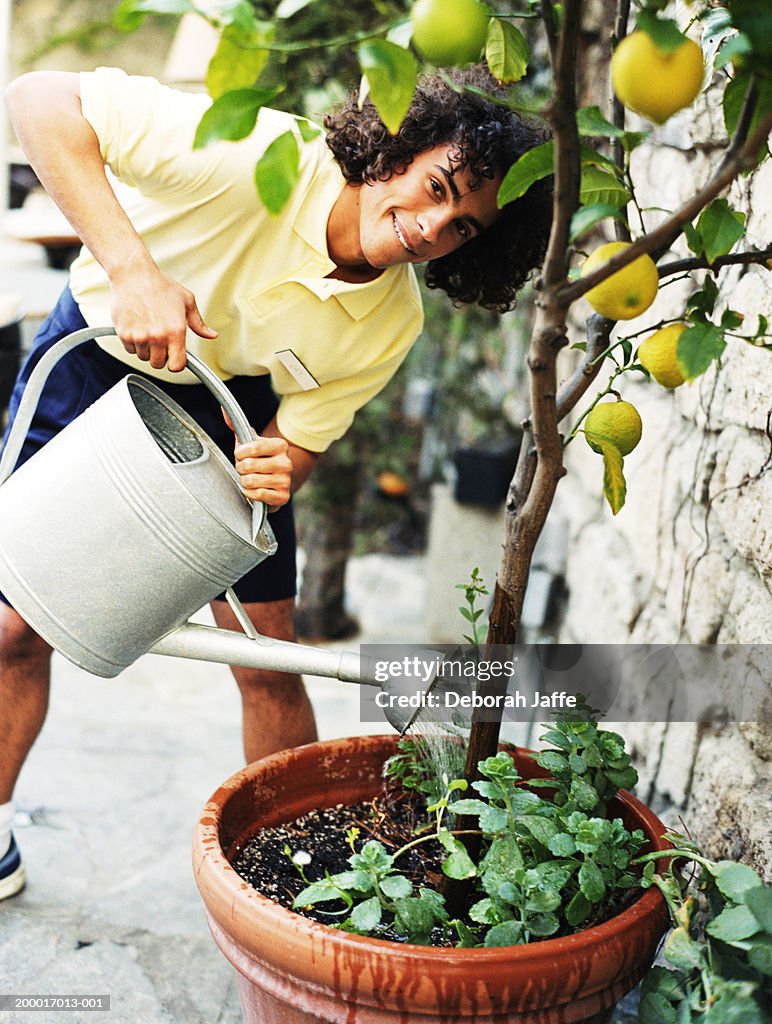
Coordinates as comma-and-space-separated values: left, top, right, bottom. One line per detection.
696, 198, 746, 264
358, 40, 417, 136
577, 105, 626, 138
380, 874, 413, 899
585, 433, 626, 515
682, 220, 704, 257
332, 869, 374, 892
293, 878, 346, 907
578, 858, 606, 903
570, 777, 600, 810
484, 920, 524, 946
112, 0, 193, 32
206, 24, 274, 100
498, 141, 554, 207
350, 895, 382, 931
636, 12, 688, 54
664, 926, 707, 971
520, 815, 560, 847
579, 167, 631, 210
297, 120, 322, 143
708, 861, 763, 902
527, 911, 560, 936
548, 832, 577, 856
727, 0, 772, 61
638, 990, 679, 1024
565, 890, 592, 927
193, 86, 281, 148
534, 750, 569, 775
570, 203, 626, 242
707, 903, 763, 943
746, 885, 772, 935
722, 71, 772, 166
579, 144, 621, 174
715, 32, 753, 71
205, 0, 259, 32
393, 895, 438, 939
677, 323, 727, 382
687, 276, 719, 320
439, 831, 477, 880
485, 19, 529, 84
481, 835, 524, 896
723, 70, 751, 139
469, 897, 500, 924
255, 130, 300, 215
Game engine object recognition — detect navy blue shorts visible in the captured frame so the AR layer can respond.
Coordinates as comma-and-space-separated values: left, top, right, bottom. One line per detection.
0, 288, 296, 606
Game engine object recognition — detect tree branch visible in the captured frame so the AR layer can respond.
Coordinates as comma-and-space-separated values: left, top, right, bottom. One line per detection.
556, 107, 772, 305
658, 244, 772, 279
541, 0, 583, 286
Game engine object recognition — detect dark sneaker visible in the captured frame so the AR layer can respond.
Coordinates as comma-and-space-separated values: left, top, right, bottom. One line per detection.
0, 834, 25, 900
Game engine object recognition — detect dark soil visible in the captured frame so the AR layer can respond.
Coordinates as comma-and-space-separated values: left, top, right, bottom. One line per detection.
231, 787, 449, 941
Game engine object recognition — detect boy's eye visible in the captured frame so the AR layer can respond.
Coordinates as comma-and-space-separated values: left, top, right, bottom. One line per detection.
456, 220, 470, 239
430, 178, 443, 196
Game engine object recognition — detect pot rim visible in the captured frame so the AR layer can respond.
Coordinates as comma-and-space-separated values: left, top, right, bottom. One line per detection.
193, 733, 670, 966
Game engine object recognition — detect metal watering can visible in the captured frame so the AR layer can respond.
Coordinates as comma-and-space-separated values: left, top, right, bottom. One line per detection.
0, 327, 432, 732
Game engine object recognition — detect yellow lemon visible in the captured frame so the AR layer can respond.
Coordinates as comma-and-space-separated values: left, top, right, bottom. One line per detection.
611, 31, 705, 124
585, 399, 643, 457
411, 0, 490, 66
582, 241, 659, 321
637, 323, 688, 388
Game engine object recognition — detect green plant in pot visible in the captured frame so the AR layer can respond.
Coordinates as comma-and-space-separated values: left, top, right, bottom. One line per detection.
193, 731, 673, 1024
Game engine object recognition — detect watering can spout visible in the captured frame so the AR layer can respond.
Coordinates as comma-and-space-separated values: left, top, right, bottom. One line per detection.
148, 622, 441, 734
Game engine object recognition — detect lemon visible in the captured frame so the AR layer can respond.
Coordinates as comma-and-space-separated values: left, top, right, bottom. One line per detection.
582, 241, 659, 321
410, 0, 490, 66
585, 399, 643, 456
637, 323, 688, 388
611, 31, 705, 124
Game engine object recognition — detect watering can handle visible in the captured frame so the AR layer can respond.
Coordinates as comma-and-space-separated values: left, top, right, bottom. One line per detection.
0, 326, 260, 482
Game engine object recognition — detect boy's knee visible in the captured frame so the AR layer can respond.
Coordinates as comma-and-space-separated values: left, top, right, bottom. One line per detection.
0, 608, 51, 664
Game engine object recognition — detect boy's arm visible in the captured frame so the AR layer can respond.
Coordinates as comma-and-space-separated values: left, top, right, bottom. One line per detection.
4, 70, 216, 371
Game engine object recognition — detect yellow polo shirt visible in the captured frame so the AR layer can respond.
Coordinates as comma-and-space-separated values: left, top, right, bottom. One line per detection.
70, 68, 424, 452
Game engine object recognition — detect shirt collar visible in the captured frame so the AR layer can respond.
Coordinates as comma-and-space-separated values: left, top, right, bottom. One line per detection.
292, 150, 413, 321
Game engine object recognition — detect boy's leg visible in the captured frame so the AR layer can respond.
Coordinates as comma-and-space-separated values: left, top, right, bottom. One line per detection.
0, 605, 52, 810
209, 597, 317, 763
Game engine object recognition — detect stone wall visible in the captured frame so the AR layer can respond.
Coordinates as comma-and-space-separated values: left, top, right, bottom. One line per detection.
557, 75, 772, 877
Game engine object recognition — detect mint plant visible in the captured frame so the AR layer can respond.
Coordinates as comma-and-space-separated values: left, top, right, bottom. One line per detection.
635, 833, 772, 1023
291, 712, 647, 946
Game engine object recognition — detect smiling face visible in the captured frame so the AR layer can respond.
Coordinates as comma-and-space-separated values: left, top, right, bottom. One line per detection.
327, 144, 503, 278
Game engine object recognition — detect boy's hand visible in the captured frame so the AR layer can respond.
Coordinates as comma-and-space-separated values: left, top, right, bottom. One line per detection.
233, 433, 294, 511
110, 265, 217, 372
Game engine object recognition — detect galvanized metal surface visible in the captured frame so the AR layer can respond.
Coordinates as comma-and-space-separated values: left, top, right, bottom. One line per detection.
0, 328, 423, 731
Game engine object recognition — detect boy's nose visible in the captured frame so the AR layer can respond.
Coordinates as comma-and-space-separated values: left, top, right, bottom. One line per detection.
416, 209, 452, 244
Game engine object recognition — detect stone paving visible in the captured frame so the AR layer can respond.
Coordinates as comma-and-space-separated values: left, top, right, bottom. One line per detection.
0, 552, 645, 1024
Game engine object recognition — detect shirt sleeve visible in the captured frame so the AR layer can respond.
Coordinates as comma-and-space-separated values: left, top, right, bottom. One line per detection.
79, 67, 298, 201
276, 327, 423, 453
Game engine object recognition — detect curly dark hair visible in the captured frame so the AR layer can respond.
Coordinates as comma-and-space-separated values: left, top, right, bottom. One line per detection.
324, 66, 553, 312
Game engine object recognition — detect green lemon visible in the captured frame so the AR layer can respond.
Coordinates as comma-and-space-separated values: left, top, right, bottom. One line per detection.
410, 0, 491, 66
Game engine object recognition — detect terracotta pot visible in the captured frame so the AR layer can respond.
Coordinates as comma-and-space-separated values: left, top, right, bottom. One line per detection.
193, 734, 670, 1024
